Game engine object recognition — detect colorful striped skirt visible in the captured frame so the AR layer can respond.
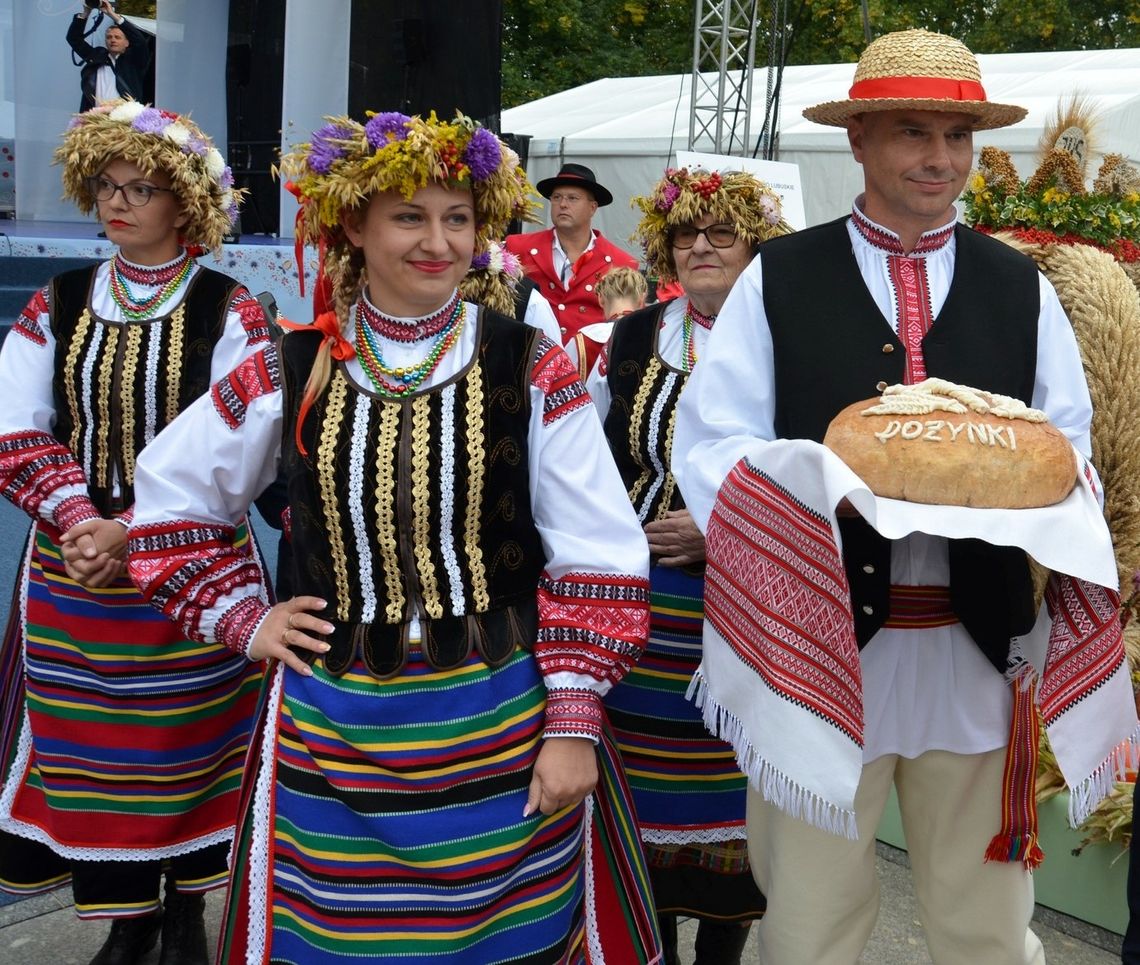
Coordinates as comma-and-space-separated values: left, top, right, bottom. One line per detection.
604, 564, 764, 920
0, 523, 263, 877
220, 649, 660, 964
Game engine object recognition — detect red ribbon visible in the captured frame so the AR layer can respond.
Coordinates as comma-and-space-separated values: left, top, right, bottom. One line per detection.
848, 75, 988, 103
284, 181, 309, 298
278, 310, 354, 457
278, 310, 355, 362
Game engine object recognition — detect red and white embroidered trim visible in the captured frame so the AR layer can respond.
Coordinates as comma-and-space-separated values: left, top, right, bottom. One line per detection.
532, 338, 591, 425
535, 570, 651, 686
14, 288, 49, 346
229, 287, 272, 346
0, 430, 90, 521
211, 347, 281, 430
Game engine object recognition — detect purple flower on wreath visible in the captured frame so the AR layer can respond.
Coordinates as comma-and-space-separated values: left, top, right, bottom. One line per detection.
471, 250, 492, 270
462, 128, 501, 182
365, 112, 411, 149
186, 135, 209, 157
308, 122, 354, 174
657, 181, 681, 212
132, 107, 167, 135
220, 167, 235, 190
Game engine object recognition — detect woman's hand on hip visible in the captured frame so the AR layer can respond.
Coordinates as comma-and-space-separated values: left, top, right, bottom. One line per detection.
249, 596, 332, 675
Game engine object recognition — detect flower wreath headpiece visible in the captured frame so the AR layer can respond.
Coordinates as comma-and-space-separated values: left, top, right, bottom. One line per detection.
963, 98, 1140, 264
632, 168, 793, 284
55, 99, 240, 254
458, 240, 525, 316
278, 110, 538, 299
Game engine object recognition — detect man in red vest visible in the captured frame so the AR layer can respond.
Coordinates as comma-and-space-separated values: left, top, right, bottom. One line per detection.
506, 163, 639, 371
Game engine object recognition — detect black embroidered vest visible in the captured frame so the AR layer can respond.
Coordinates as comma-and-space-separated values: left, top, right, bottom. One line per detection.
603, 301, 687, 524
278, 307, 545, 678
759, 220, 1042, 671
50, 264, 237, 515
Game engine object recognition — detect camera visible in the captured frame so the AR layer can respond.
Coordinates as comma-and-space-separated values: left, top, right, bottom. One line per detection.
85, 0, 109, 8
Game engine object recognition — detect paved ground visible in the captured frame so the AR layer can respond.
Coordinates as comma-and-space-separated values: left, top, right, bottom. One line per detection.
0, 843, 1122, 964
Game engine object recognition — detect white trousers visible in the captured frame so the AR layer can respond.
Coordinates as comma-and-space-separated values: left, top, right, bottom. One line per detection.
746, 747, 1046, 965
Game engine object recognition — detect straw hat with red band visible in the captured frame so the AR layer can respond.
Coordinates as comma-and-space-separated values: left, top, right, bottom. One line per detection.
802, 29, 1027, 131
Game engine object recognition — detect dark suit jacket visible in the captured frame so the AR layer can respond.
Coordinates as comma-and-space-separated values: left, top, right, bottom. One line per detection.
67, 13, 152, 111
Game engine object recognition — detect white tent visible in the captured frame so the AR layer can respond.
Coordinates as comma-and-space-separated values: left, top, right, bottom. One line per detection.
501, 48, 1140, 252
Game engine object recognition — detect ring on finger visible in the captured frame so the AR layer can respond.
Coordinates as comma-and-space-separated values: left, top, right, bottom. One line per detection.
281, 627, 291, 645
287, 613, 296, 630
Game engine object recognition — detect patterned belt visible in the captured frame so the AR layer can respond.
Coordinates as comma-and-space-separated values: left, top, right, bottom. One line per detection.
881, 584, 959, 630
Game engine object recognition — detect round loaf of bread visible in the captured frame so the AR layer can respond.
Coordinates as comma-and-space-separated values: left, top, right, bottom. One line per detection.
822, 381, 1077, 509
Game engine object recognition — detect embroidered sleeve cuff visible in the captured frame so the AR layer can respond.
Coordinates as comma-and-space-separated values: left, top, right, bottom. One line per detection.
543, 687, 603, 743
214, 595, 271, 657
115, 505, 135, 527
52, 493, 102, 532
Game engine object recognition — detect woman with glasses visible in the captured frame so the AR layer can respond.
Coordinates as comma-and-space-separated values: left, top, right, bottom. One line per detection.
0, 101, 268, 965
587, 168, 791, 965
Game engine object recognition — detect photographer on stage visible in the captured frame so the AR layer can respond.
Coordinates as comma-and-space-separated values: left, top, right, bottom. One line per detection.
66, 1, 152, 112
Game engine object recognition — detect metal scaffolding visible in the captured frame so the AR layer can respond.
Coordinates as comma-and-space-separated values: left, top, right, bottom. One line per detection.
688, 0, 760, 155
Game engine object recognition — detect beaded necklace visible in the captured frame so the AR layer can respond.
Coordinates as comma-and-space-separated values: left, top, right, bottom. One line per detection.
108, 252, 194, 321
354, 296, 465, 398
680, 301, 717, 372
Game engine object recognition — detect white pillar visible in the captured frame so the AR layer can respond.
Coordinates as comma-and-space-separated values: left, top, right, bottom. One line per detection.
278, 0, 351, 239
12, 0, 84, 221
154, 0, 229, 155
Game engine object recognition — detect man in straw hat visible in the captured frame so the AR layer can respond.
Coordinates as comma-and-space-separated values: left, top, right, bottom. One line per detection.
506, 162, 639, 365
671, 29, 1128, 965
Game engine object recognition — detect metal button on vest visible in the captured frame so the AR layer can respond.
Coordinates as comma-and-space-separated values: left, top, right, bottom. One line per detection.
862, 605, 874, 615
882, 344, 895, 354
876, 380, 888, 392
558, 304, 566, 311
862, 564, 874, 574
549, 282, 556, 289
604, 255, 612, 263
530, 248, 539, 256
585, 284, 593, 292
559, 326, 567, 334
578, 305, 587, 312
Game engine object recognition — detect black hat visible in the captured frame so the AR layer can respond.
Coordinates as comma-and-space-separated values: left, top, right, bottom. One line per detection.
535, 163, 614, 207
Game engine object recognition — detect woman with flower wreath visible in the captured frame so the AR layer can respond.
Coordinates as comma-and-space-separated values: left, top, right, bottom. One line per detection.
586, 168, 790, 965
0, 100, 270, 965
126, 111, 658, 964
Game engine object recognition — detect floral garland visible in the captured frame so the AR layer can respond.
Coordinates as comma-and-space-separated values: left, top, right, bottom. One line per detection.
963, 145, 1140, 263
280, 111, 536, 248
458, 241, 525, 316
631, 167, 791, 284
56, 99, 239, 252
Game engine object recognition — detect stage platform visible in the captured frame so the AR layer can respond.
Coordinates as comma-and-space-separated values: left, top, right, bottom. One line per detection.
0, 218, 313, 324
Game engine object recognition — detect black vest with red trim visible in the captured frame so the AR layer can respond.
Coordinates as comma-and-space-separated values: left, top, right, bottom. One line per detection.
276, 306, 545, 678
759, 219, 1042, 671
49, 264, 237, 516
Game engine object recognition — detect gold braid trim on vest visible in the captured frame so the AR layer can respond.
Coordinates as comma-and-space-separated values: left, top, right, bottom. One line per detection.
63, 308, 91, 457
375, 401, 404, 623
318, 370, 352, 621
464, 358, 490, 612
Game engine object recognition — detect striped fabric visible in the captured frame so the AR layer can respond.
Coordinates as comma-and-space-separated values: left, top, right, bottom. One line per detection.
225, 651, 583, 963
604, 565, 748, 847
882, 584, 959, 630
0, 524, 263, 866
220, 650, 661, 964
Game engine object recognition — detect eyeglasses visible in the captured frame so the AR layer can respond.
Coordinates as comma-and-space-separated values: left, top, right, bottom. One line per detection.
671, 223, 738, 249
86, 175, 177, 207
549, 192, 587, 205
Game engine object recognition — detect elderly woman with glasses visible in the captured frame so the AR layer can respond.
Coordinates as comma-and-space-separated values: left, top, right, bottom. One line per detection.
0, 101, 268, 965
587, 168, 791, 965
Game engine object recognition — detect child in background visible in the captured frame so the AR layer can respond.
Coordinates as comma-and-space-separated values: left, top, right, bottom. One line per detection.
568, 267, 648, 381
